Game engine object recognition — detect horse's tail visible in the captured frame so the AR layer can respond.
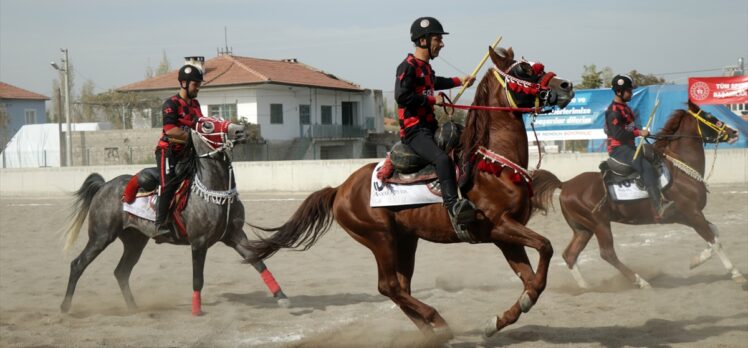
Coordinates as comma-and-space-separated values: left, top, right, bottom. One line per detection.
62, 173, 106, 251
531, 169, 564, 215
244, 186, 338, 262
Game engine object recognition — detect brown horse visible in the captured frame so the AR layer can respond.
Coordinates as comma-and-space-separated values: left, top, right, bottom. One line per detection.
532, 101, 744, 289
244, 46, 575, 338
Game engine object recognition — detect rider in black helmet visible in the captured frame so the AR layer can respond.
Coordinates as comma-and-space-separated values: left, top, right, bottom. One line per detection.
154, 60, 205, 235
395, 17, 476, 233
604, 74, 670, 219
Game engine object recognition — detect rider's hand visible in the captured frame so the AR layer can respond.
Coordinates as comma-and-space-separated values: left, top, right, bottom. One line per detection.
640, 129, 650, 138
461, 75, 476, 88
434, 94, 444, 106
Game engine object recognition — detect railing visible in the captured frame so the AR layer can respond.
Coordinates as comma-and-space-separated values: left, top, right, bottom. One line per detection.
307, 125, 367, 138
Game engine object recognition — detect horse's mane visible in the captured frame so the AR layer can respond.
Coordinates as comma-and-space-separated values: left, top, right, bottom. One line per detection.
460, 72, 494, 159
654, 107, 688, 152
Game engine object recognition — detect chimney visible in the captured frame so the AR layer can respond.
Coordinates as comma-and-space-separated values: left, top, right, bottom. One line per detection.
184, 56, 205, 70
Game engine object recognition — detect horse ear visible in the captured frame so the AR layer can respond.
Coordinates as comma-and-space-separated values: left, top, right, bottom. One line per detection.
506, 47, 515, 60
489, 46, 505, 68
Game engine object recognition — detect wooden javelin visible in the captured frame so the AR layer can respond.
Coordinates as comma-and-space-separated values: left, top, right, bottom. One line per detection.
451, 35, 502, 104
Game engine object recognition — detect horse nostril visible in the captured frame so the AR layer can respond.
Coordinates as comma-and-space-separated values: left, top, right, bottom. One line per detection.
560, 82, 571, 90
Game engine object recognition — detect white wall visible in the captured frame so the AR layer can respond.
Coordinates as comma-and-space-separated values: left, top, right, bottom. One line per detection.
2, 149, 745, 196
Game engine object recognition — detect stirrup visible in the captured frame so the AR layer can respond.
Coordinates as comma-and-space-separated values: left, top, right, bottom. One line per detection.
449, 199, 476, 243
155, 222, 172, 237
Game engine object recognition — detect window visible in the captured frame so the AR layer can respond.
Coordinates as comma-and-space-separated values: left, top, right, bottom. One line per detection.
341, 102, 357, 126
208, 104, 237, 120
321, 105, 332, 125
299, 104, 310, 125
24, 109, 36, 124
270, 104, 283, 124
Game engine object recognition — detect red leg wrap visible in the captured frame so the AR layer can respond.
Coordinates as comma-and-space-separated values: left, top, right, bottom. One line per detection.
192, 291, 202, 316
260, 269, 281, 294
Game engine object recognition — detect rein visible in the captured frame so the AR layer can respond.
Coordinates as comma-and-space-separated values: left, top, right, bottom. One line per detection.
440, 65, 553, 170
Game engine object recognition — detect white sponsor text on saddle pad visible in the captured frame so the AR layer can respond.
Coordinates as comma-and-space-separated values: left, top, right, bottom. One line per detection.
123, 195, 157, 221
370, 161, 444, 207
608, 166, 670, 201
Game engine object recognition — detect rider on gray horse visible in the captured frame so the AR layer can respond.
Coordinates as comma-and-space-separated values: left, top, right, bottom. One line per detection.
395, 16, 475, 230
155, 61, 205, 234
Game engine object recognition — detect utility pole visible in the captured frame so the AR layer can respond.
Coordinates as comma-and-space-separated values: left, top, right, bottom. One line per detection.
51, 49, 73, 166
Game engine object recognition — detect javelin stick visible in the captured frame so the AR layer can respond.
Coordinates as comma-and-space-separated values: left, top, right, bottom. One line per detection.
633, 98, 660, 160
452, 35, 502, 104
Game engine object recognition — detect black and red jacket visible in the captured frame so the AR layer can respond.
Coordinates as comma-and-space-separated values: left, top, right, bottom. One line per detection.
604, 101, 641, 153
395, 54, 461, 139
158, 94, 204, 153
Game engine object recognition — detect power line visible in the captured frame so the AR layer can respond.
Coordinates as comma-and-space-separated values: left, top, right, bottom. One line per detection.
652, 68, 723, 76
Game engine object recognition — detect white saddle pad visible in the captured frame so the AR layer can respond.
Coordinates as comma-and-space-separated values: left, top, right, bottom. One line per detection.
370, 161, 444, 207
123, 194, 157, 221
607, 166, 671, 201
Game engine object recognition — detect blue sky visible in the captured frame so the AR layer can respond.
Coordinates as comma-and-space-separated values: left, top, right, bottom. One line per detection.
1, 0, 746, 102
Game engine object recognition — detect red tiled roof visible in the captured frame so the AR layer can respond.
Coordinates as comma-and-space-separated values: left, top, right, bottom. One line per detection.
118, 55, 362, 92
0, 82, 49, 100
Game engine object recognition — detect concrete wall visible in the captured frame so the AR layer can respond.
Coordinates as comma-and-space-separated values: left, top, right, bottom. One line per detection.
2, 149, 745, 196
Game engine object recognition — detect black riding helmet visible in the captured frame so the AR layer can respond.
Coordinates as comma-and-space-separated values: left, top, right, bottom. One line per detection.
410, 17, 449, 49
178, 64, 204, 83
611, 74, 634, 94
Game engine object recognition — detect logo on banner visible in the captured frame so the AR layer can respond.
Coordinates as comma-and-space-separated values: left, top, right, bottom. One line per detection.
689, 81, 710, 101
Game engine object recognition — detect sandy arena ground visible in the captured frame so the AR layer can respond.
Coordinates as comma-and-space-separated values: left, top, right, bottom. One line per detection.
1, 183, 747, 347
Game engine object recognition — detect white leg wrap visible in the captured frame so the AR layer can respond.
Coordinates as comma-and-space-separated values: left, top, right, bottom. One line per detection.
570, 264, 590, 289
483, 316, 499, 337
690, 245, 714, 269
713, 243, 745, 282
634, 274, 651, 289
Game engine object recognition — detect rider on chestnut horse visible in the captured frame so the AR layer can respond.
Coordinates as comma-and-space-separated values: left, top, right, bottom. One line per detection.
605, 74, 671, 219
395, 16, 476, 232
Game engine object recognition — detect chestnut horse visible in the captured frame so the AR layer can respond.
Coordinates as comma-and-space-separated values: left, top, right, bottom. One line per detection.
532, 101, 744, 289
244, 47, 574, 337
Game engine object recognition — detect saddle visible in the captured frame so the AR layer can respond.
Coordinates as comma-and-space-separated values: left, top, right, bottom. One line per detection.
121, 167, 191, 240
598, 144, 671, 201
377, 122, 468, 188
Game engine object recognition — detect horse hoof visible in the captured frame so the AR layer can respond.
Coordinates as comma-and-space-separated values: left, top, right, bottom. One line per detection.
192, 310, 204, 317
483, 316, 498, 337
732, 274, 747, 284
634, 275, 651, 289
519, 291, 534, 313
432, 326, 453, 341
277, 298, 291, 308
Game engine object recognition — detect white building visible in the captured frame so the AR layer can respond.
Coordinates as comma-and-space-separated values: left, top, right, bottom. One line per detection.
119, 55, 385, 159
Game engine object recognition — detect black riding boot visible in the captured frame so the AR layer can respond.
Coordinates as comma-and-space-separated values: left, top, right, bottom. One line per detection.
154, 191, 174, 236
440, 178, 476, 227
647, 185, 671, 220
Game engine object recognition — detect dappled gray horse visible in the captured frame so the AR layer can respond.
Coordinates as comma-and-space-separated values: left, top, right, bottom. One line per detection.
61, 117, 289, 315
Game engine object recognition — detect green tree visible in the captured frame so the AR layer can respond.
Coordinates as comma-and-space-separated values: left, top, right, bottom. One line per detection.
601, 66, 614, 88
577, 64, 603, 89
627, 69, 666, 87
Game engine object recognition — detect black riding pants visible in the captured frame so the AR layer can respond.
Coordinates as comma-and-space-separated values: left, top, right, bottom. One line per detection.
610, 145, 658, 189
403, 128, 456, 187
155, 147, 180, 223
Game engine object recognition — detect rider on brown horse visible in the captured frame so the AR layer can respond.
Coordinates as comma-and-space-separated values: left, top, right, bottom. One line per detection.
155, 60, 206, 234
605, 74, 670, 219
395, 17, 476, 231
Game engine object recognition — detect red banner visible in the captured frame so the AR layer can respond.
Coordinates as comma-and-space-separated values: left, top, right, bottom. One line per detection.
688, 76, 748, 105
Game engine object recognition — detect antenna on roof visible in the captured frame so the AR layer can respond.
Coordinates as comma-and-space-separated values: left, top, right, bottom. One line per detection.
218, 26, 233, 56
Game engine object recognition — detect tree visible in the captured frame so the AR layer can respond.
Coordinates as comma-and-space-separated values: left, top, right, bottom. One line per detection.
0, 104, 9, 150
156, 50, 171, 75
85, 90, 162, 129
627, 69, 666, 87
601, 66, 614, 88
577, 64, 603, 89
78, 80, 96, 122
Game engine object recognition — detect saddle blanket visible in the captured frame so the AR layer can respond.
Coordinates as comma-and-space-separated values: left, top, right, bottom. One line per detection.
608, 166, 671, 201
123, 195, 157, 221
370, 161, 443, 207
